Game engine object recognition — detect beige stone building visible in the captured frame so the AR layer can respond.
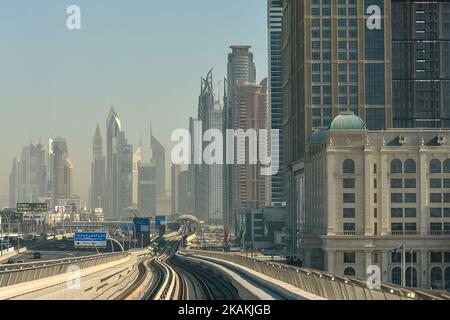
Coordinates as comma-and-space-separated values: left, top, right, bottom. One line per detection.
300, 112, 450, 290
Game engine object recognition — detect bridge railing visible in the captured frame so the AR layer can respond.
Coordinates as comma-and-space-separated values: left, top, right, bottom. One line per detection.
187, 250, 448, 300
0, 252, 129, 288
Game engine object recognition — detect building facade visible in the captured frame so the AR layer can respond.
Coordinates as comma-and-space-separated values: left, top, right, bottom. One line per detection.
392, 1, 450, 128
301, 112, 450, 290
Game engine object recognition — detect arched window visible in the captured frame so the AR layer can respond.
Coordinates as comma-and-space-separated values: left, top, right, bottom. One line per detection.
391, 159, 403, 174
431, 267, 443, 290
444, 160, 450, 174
391, 267, 402, 285
343, 159, 355, 174
344, 267, 356, 277
406, 267, 418, 288
445, 267, 450, 291
404, 159, 416, 174
430, 159, 442, 174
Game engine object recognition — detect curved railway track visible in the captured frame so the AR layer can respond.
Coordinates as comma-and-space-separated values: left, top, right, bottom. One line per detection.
141, 233, 239, 300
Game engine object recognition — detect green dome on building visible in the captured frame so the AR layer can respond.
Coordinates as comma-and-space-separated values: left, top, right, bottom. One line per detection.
308, 129, 327, 144
328, 112, 366, 130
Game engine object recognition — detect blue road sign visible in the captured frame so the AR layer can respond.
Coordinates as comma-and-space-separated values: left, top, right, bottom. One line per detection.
133, 218, 150, 233
74, 232, 107, 247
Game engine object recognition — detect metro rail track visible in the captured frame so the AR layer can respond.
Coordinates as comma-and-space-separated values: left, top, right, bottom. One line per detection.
140, 232, 240, 301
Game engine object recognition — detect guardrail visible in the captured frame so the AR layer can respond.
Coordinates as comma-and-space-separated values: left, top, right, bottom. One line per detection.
187, 250, 449, 301
0, 252, 129, 288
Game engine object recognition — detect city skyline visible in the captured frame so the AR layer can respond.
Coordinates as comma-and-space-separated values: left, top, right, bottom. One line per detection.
0, 0, 268, 204
0, 0, 449, 301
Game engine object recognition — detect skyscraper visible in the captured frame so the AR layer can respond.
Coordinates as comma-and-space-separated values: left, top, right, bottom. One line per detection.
197, 70, 224, 223
268, 0, 285, 207
90, 125, 106, 210
233, 79, 271, 234
151, 134, 166, 198
49, 138, 73, 207
392, 1, 450, 128
224, 46, 257, 231
282, 0, 392, 253
106, 107, 133, 220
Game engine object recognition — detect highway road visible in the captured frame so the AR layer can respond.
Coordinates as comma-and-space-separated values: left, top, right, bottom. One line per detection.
6, 239, 131, 263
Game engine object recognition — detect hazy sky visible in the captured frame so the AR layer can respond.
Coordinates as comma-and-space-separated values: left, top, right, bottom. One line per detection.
0, 0, 268, 204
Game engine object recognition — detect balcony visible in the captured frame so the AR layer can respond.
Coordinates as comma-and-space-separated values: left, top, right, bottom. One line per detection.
390, 230, 419, 236
335, 231, 365, 236
428, 230, 450, 236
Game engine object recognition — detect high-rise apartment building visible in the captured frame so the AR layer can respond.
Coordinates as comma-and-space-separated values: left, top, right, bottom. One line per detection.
90, 125, 106, 210
233, 79, 271, 234
106, 107, 133, 220
268, 0, 285, 207
224, 46, 257, 231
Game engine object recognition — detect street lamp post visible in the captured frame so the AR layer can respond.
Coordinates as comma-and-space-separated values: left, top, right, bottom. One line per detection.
402, 245, 406, 287
393, 244, 407, 287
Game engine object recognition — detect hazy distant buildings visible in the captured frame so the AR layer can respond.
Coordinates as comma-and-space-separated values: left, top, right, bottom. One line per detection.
49, 138, 73, 207
178, 170, 193, 215
132, 143, 142, 208
224, 46, 257, 231
137, 163, 157, 216
106, 107, 133, 220
9, 158, 19, 208
9, 143, 47, 207
171, 164, 181, 215
268, 0, 285, 206
90, 125, 106, 210
151, 134, 166, 198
